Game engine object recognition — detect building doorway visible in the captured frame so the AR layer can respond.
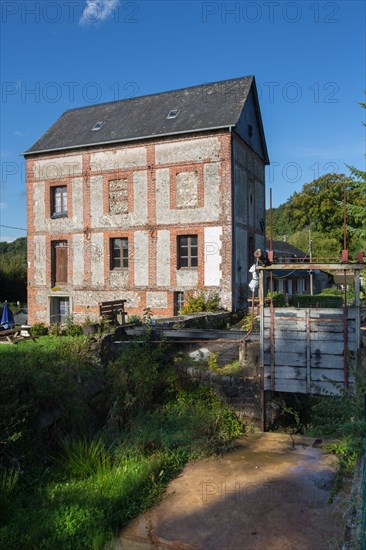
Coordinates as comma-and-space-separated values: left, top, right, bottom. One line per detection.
50, 297, 70, 324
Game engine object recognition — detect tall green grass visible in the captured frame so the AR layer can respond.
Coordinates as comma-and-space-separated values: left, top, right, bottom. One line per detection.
0, 337, 243, 549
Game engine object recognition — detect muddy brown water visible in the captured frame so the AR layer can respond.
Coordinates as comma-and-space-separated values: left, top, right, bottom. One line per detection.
116, 432, 349, 550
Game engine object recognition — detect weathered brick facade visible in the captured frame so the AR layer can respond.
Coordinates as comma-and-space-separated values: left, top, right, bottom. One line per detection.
25, 78, 268, 324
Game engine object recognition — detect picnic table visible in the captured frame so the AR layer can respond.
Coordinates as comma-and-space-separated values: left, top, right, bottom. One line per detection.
0, 328, 37, 344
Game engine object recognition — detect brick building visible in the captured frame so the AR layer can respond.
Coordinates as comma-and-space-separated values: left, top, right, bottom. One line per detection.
24, 76, 269, 324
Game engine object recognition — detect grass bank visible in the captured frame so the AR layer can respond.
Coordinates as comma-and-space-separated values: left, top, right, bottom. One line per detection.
0, 336, 242, 549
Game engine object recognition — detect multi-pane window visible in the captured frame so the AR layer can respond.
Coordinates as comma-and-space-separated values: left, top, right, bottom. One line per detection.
51, 241, 68, 285
51, 186, 67, 217
177, 235, 198, 268
110, 238, 129, 269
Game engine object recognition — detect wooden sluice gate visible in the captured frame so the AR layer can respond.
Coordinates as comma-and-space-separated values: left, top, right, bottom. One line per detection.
261, 307, 359, 395
257, 263, 364, 397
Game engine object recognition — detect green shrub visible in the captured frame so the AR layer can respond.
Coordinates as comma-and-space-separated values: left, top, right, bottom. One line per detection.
30, 323, 48, 337
207, 352, 219, 371
127, 314, 141, 325
320, 287, 343, 296
289, 294, 343, 308
306, 372, 366, 496
267, 290, 286, 307
179, 291, 220, 314
64, 317, 83, 337
106, 338, 170, 426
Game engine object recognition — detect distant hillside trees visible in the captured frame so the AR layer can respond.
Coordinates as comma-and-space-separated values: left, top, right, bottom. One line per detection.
345, 98, 366, 251
0, 238, 27, 303
266, 173, 366, 258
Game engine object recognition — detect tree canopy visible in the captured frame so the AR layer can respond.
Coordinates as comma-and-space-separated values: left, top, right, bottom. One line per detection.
266, 171, 366, 257
344, 98, 366, 250
0, 237, 27, 303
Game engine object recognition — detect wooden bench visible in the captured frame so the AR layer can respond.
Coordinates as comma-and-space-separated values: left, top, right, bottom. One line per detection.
0, 328, 38, 344
99, 300, 128, 327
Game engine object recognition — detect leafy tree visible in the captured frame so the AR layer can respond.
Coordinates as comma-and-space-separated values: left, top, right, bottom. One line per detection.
284, 173, 355, 241
267, 173, 365, 254
288, 230, 341, 260
265, 202, 293, 240
344, 98, 366, 251
0, 237, 27, 302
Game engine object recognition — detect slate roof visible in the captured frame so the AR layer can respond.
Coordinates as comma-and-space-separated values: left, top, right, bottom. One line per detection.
24, 76, 266, 157
266, 239, 308, 259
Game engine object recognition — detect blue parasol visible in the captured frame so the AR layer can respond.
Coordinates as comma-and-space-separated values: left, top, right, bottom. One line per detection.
1, 303, 15, 329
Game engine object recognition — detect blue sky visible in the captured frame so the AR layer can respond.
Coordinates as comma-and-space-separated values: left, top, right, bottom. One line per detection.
1, 0, 365, 241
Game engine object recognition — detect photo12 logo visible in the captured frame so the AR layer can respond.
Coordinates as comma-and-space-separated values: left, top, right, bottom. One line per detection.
1, 81, 140, 105
1, 1, 140, 25
201, 2, 340, 24
267, 161, 340, 185
257, 81, 339, 104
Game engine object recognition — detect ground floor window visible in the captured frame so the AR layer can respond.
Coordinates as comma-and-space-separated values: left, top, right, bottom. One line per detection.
177, 235, 198, 268
174, 291, 185, 315
50, 297, 70, 324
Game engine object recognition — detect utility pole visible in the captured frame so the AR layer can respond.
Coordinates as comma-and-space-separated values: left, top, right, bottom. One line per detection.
309, 239, 314, 295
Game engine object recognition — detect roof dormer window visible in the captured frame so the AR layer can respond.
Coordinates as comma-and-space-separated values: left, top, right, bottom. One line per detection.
167, 109, 180, 119
92, 121, 104, 131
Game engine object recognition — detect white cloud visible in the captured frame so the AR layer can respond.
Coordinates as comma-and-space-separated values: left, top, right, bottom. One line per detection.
0, 203, 7, 209
14, 130, 27, 137
79, 0, 120, 26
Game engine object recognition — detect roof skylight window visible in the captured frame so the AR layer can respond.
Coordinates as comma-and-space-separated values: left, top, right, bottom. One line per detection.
167, 109, 180, 119
92, 121, 105, 131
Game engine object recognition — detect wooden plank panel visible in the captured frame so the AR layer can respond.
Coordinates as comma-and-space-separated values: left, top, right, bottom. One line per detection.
263, 340, 307, 353
311, 340, 357, 354
310, 331, 356, 342
263, 329, 306, 339
269, 379, 307, 393
264, 366, 307, 380
311, 368, 355, 382
263, 351, 306, 367
310, 319, 356, 330
264, 320, 306, 331
309, 323, 355, 333
310, 341, 345, 355
310, 354, 345, 369
309, 308, 345, 318
264, 309, 306, 318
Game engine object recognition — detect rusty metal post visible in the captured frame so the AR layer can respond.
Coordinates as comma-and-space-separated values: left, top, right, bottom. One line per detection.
306, 310, 311, 393
269, 187, 273, 252
355, 270, 361, 349
342, 181, 349, 263
344, 269, 349, 390
270, 298, 275, 391
259, 269, 266, 432
343, 181, 347, 251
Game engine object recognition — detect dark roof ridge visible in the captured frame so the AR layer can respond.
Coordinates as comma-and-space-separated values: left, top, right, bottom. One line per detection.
61, 75, 254, 114
24, 75, 270, 160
